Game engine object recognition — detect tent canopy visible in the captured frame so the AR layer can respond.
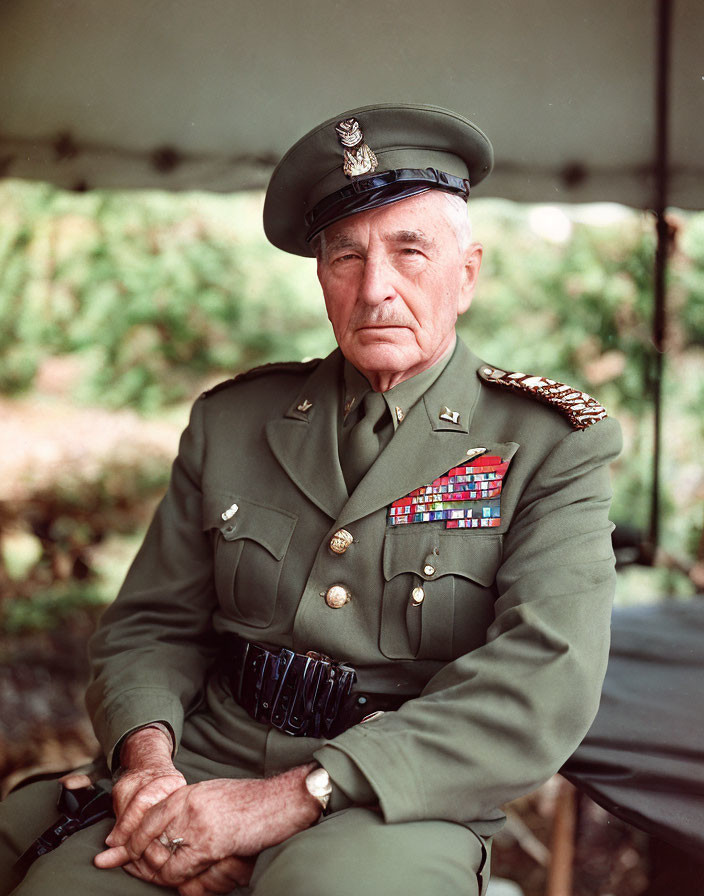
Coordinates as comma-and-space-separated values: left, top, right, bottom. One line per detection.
1, 0, 701, 207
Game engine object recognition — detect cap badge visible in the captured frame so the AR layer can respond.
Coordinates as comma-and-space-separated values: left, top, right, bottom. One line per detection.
335, 118, 378, 178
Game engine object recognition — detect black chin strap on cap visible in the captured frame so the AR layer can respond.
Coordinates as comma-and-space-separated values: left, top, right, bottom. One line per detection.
304, 167, 470, 244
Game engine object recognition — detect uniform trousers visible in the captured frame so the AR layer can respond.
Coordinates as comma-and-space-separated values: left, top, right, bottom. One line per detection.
0, 778, 490, 896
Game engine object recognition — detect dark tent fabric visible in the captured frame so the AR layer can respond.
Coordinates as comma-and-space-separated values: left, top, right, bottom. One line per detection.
563, 600, 704, 861
1, 0, 703, 206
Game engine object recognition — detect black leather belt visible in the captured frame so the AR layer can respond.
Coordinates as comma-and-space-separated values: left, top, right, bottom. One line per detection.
219, 633, 408, 738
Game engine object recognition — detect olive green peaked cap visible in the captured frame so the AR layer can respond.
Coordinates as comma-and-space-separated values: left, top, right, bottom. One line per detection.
263, 103, 494, 257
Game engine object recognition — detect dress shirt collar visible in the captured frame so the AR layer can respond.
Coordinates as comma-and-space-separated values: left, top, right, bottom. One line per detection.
342, 338, 456, 431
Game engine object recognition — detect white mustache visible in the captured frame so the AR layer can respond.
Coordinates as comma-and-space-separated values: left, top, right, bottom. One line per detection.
349, 307, 414, 328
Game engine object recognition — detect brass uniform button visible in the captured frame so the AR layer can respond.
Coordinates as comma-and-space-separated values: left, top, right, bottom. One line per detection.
423, 564, 436, 577
411, 586, 425, 606
325, 585, 350, 608
329, 529, 354, 555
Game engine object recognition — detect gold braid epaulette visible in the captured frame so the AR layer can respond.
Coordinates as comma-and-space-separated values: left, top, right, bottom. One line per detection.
478, 365, 608, 430
201, 358, 322, 398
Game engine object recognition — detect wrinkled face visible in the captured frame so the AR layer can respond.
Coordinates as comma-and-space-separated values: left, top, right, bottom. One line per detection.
316, 191, 482, 388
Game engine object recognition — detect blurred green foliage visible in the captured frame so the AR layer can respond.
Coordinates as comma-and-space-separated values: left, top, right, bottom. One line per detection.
0, 181, 703, 625
1, 584, 105, 634
0, 182, 333, 410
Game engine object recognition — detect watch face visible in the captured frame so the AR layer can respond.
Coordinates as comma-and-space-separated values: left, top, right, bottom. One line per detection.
306, 767, 332, 803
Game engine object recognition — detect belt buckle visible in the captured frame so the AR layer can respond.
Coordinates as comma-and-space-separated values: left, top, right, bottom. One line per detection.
270, 649, 353, 738
268, 649, 297, 730
274, 652, 324, 736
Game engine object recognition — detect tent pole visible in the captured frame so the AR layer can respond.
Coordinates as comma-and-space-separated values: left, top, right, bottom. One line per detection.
648, 0, 672, 560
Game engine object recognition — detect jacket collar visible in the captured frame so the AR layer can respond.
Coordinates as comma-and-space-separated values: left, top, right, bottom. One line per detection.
337, 338, 485, 526
265, 338, 486, 524
265, 349, 349, 519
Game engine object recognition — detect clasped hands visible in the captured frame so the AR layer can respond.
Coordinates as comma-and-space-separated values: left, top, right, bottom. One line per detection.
62, 728, 320, 896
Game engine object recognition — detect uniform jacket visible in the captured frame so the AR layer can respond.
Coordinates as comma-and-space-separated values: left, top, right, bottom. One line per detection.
86, 338, 622, 837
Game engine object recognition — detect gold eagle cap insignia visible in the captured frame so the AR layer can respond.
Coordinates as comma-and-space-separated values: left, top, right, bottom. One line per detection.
335, 118, 378, 178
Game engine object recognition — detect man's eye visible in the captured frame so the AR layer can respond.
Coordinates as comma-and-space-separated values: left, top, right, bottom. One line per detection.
333, 254, 359, 263
400, 247, 421, 256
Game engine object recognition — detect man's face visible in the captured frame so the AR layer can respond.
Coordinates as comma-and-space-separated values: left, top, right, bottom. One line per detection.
316, 191, 482, 389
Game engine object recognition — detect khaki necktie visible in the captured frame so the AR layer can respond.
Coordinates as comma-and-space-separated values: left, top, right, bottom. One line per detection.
342, 390, 390, 492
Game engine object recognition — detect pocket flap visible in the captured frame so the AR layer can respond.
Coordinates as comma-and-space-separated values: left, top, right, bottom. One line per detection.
202, 493, 296, 560
384, 529, 502, 587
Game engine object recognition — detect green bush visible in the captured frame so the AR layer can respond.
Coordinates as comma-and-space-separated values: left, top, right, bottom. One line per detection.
0, 183, 333, 410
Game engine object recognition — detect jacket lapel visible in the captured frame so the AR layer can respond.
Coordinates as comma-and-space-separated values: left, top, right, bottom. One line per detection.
265, 350, 348, 520
337, 340, 485, 527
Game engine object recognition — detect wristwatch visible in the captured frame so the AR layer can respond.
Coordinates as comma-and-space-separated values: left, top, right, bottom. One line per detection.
305, 765, 332, 814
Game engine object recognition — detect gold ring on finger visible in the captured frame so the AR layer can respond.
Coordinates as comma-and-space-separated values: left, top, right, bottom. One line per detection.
158, 833, 185, 856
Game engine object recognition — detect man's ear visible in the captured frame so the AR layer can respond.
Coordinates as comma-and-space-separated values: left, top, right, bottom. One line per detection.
458, 243, 483, 314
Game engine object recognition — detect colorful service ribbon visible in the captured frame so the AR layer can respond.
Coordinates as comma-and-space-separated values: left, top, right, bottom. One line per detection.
387, 455, 509, 529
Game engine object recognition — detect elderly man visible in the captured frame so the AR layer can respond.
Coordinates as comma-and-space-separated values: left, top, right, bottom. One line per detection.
0, 103, 621, 896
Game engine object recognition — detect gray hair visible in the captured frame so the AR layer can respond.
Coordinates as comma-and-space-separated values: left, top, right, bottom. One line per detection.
439, 192, 473, 253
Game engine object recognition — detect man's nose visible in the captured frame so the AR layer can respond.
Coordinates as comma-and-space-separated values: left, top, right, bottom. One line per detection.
357, 257, 396, 305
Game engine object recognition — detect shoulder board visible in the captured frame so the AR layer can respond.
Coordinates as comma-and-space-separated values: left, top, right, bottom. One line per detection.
201, 358, 322, 399
478, 365, 607, 430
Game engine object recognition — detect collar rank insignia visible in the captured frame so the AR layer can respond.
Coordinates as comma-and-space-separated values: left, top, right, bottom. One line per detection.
388, 454, 511, 529
335, 118, 378, 178
439, 407, 460, 424
478, 366, 607, 430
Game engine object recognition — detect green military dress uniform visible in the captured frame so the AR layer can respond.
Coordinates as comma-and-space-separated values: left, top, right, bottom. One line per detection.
0, 338, 621, 895
0, 103, 621, 895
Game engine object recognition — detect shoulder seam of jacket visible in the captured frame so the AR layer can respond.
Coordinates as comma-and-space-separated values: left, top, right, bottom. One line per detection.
201, 358, 323, 398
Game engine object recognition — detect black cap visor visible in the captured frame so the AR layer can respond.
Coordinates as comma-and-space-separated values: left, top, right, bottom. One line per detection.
304, 167, 470, 244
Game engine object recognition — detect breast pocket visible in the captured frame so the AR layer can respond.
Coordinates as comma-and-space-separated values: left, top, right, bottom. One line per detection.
380, 528, 502, 661
202, 493, 297, 628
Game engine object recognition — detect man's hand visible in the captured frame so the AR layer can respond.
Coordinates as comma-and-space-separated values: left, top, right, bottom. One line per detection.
176, 856, 256, 896
94, 763, 322, 888
100, 725, 187, 874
